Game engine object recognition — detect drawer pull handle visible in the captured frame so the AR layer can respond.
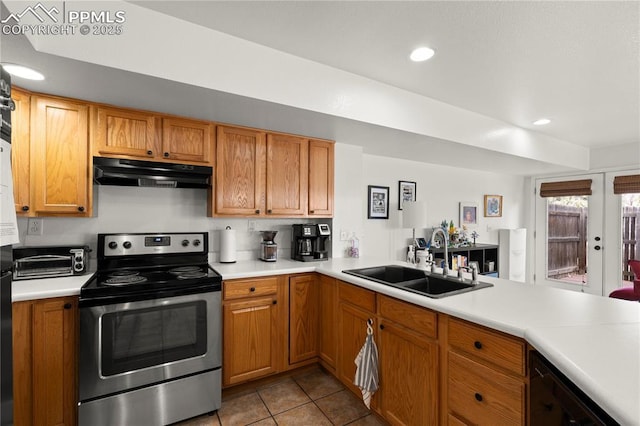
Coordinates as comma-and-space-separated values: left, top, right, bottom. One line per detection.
21, 205, 29, 211
273, 300, 277, 305
474, 393, 483, 402
63, 303, 72, 310
379, 324, 385, 330
474, 341, 483, 349
249, 287, 256, 292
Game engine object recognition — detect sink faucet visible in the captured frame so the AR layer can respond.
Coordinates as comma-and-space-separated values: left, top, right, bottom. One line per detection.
430, 228, 449, 277
458, 264, 479, 285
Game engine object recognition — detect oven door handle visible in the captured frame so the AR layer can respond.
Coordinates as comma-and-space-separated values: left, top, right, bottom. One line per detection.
16, 255, 71, 262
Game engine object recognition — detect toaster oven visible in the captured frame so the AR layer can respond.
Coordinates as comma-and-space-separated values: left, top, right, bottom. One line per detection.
13, 246, 90, 280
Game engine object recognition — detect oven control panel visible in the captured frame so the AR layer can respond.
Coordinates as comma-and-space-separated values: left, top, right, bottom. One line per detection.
101, 233, 207, 257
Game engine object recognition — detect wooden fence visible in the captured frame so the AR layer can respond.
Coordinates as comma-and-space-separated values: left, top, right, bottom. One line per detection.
547, 204, 587, 279
548, 205, 640, 281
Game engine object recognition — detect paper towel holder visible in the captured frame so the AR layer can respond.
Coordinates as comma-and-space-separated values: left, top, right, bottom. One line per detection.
220, 225, 237, 263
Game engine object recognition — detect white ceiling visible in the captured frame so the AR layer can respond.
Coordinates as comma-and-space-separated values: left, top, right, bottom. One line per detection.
2, 1, 639, 176
133, 0, 640, 149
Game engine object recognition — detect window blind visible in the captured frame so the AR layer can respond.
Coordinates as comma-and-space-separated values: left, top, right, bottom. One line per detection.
613, 174, 640, 194
539, 179, 592, 197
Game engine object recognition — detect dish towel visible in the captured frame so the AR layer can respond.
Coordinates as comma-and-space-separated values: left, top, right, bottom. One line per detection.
354, 319, 379, 409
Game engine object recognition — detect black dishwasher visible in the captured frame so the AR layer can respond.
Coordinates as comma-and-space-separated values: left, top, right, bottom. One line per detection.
530, 351, 619, 425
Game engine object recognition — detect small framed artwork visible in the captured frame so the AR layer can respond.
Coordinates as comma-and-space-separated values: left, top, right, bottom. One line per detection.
368, 185, 390, 219
484, 194, 503, 217
459, 202, 478, 226
398, 180, 417, 210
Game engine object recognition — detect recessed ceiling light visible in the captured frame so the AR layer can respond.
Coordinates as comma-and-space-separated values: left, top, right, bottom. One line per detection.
410, 47, 435, 62
533, 118, 551, 126
2, 64, 45, 81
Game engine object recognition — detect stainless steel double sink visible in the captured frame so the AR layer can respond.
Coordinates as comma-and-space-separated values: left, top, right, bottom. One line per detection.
342, 265, 493, 298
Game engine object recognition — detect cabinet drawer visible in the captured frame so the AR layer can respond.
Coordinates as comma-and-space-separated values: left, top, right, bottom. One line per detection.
223, 277, 279, 300
338, 280, 375, 312
378, 295, 437, 338
448, 317, 525, 376
448, 352, 524, 425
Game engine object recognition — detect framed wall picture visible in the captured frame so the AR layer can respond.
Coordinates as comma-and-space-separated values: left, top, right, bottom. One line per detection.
459, 202, 478, 227
484, 194, 503, 217
398, 180, 417, 210
368, 185, 389, 219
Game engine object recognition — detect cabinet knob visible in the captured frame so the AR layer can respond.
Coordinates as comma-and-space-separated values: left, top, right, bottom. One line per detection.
267, 209, 272, 214
21, 205, 29, 211
63, 303, 72, 310
163, 152, 169, 158
310, 210, 315, 214
474, 341, 483, 350
78, 206, 85, 212
249, 287, 256, 292
474, 393, 483, 402
255, 210, 260, 214
273, 300, 277, 305
379, 324, 385, 330
147, 150, 153, 156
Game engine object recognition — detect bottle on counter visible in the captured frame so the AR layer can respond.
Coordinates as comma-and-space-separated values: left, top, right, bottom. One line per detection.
350, 234, 360, 258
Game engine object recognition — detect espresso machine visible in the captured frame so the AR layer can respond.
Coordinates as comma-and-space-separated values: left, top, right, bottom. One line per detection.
292, 224, 331, 262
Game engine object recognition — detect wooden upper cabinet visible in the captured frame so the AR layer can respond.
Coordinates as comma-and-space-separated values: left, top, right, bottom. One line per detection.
31, 96, 91, 216
11, 88, 31, 215
161, 117, 213, 164
308, 140, 334, 217
215, 125, 266, 215
91, 105, 157, 159
266, 133, 308, 216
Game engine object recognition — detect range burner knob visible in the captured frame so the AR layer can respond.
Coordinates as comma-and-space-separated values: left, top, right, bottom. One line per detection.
193, 239, 201, 247
108, 241, 118, 250
182, 239, 189, 247
123, 241, 132, 249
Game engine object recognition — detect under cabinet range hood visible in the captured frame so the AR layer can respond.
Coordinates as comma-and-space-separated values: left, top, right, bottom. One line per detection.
93, 157, 212, 188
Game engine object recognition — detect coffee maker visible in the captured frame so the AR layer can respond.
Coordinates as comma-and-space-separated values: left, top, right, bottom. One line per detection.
292, 224, 331, 262
259, 230, 278, 262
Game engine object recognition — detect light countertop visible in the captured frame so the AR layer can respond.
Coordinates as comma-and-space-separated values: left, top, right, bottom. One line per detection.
13, 257, 640, 425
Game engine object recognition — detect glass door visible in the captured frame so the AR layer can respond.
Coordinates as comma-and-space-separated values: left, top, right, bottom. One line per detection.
534, 174, 604, 294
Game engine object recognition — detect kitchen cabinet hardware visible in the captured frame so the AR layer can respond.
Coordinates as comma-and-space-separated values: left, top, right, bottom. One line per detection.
474, 341, 483, 349
379, 324, 385, 330
255, 210, 260, 214
267, 209, 272, 214
147, 150, 153, 155
272, 300, 277, 305
594, 246, 601, 250
310, 210, 315, 214
475, 392, 483, 402
163, 152, 169, 157
249, 287, 255, 292
78, 206, 85, 212
21, 206, 29, 211
63, 303, 72, 309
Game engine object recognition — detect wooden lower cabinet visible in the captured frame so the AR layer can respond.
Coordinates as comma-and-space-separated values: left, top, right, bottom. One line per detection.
289, 274, 319, 365
444, 316, 527, 425
13, 296, 78, 426
378, 296, 439, 426
222, 276, 284, 387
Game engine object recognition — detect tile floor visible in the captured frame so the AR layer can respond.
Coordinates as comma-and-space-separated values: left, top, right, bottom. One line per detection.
175, 367, 387, 426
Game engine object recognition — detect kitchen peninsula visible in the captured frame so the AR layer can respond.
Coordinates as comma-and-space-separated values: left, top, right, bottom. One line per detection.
14, 257, 640, 425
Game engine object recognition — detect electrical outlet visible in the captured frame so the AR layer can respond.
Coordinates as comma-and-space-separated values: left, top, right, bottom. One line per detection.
248, 220, 257, 232
27, 218, 43, 235
340, 230, 348, 241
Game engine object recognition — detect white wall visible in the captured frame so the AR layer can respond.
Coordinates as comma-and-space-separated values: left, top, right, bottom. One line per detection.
357, 154, 527, 261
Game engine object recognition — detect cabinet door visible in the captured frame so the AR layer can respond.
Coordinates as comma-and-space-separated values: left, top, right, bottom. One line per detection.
13, 297, 78, 426
337, 301, 375, 398
223, 295, 279, 386
308, 140, 334, 217
319, 274, 337, 369
289, 274, 319, 365
92, 105, 158, 159
11, 88, 31, 215
161, 117, 213, 164
215, 125, 266, 215
265, 133, 308, 216
31, 96, 91, 216
32, 297, 77, 426
379, 320, 439, 426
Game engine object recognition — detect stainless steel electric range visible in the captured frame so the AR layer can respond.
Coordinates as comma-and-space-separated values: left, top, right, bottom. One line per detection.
78, 232, 222, 426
